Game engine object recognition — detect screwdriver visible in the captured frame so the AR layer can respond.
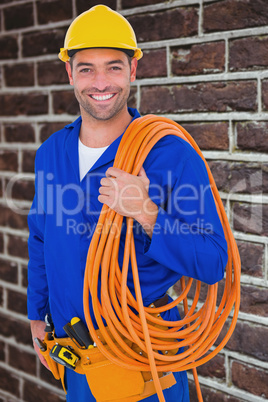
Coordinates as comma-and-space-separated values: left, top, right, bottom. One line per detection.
34, 337, 47, 352
70, 317, 95, 349
63, 322, 85, 348
45, 314, 54, 340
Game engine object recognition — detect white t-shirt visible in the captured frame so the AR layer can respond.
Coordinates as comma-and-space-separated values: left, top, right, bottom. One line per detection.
79, 138, 108, 181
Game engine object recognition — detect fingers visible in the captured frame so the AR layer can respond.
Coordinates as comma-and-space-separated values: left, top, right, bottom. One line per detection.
138, 166, 146, 177
106, 167, 125, 178
40, 355, 50, 371
100, 177, 115, 187
33, 343, 51, 371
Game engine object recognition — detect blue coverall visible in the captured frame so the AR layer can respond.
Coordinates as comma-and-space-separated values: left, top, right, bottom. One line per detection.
27, 108, 228, 401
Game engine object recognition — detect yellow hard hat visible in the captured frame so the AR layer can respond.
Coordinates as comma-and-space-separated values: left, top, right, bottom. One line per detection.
59, 5, 143, 62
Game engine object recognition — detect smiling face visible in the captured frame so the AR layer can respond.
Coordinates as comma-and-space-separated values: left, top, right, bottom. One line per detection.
65, 48, 137, 122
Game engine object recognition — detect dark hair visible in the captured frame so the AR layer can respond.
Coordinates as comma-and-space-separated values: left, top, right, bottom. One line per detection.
68, 47, 133, 69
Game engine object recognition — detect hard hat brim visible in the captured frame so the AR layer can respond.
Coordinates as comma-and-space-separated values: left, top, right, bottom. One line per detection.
59, 46, 143, 63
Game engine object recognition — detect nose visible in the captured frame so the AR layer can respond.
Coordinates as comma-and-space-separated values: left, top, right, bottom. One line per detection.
93, 70, 110, 92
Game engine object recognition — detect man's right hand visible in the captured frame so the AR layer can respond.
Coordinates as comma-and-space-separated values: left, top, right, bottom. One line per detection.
30, 320, 50, 370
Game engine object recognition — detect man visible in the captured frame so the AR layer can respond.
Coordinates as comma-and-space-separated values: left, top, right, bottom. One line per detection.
27, 5, 228, 401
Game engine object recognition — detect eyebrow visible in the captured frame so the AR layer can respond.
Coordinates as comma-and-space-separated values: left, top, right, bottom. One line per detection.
76, 59, 125, 68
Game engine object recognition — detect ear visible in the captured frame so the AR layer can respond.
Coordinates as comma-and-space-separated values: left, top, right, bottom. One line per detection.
130, 58, 138, 83
65, 61, 74, 86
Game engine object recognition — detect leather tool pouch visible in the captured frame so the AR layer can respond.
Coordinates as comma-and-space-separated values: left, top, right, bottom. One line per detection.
41, 330, 176, 402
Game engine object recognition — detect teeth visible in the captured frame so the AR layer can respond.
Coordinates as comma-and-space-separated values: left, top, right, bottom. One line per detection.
91, 94, 114, 101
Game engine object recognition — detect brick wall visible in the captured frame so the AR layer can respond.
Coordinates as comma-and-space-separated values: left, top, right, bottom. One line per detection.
0, 0, 267, 401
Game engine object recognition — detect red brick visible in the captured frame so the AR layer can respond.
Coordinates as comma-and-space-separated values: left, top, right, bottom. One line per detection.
233, 202, 268, 236
262, 79, 268, 110
0, 367, 20, 397
0, 0, 27, 2
122, 0, 162, 7
4, 3, 34, 30
128, 86, 137, 109
171, 41, 225, 76
7, 234, 29, 259
7, 289, 27, 315
181, 122, 229, 150
0, 340, 5, 361
208, 161, 266, 193
22, 150, 36, 173
219, 321, 268, 361
0, 286, 3, 307
23, 380, 66, 402
40, 122, 68, 143
140, 86, 174, 114
240, 285, 268, 316
232, 361, 268, 397
52, 90, 80, 115
4, 123, 35, 143
0, 35, 18, 60
76, 0, 116, 14
137, 49, 167, 79
236, 121, 268, 153
37, 60, 69, 86
22, 265, 28, 288
204, 0, 268, 33
189, 381, 241, 402
0, 312, 32, 345
4, 63, 34, 87
9, 345, 36, 375
8, 179, 35, 201
22, 29, 66, 58
196, 354, 225, 380
230, 36, 268, 72
0, 204, 28, 230
128, 7, 198, 43
37, 0, 72, 24
0, 93, 48, 116
140, 81, 257, 114
40, 364, 63, 389
236, 240, 264, 278
0, 233, 3, 254
0, 150, 18, 171
0, 258, 18, 284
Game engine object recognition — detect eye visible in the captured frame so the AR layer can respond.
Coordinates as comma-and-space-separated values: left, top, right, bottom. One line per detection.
110, 66, 122, 71
80, 68, 91, 73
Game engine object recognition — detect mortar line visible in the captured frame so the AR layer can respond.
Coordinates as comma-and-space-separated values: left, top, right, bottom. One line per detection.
228, 118, 233, 154
258, 76, 262, 113
17, 32, 23, 61
166, 45, 171, 78
265, 243, 268, 282
198, 0, 203, 37
225, 353, 230, 387
32, 0, 38, 26
225, 38, 229, 73
72, 0, 77, 18
117, 0, 122, 11
0, 361, 65, 398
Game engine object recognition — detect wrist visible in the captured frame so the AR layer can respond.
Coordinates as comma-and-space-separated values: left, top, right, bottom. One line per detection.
136, 200, 158, 238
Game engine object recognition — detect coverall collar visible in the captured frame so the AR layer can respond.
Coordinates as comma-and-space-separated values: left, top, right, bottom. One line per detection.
64, 107, 141, 183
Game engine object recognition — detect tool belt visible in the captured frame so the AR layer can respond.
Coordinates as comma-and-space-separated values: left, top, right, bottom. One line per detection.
41, 295, 177, 402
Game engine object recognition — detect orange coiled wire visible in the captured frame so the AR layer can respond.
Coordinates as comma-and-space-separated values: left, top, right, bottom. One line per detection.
83, 115, 241, 402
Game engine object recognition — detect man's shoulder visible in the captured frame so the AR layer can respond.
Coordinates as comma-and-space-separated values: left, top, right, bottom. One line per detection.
37, 116, 81, 155
147, 129, 196, 162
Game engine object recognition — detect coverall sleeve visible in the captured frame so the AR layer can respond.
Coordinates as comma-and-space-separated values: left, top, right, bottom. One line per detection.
27, 153, 49, 321
143, 152, 228, 285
